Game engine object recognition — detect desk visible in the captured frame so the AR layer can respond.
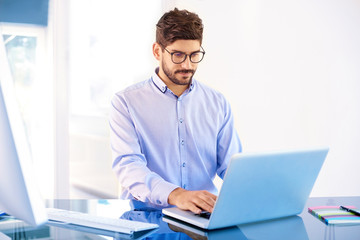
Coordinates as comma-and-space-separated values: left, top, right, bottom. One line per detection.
0, 197, 359, 239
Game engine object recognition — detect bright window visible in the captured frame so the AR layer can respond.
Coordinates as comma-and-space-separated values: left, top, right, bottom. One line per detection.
67, 0, 162, 198
1, 24, 54, 198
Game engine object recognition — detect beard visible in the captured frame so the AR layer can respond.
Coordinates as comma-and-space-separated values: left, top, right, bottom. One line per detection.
162, 60, 196, 86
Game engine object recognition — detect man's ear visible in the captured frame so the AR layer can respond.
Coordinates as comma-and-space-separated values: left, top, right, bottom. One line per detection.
153, 42, 162, 61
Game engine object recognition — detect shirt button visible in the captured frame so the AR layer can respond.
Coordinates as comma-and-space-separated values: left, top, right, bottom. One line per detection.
183, 184, 186, 189
179, 118, 183, 123
181, 140, 185, 145
182, 162, 186, 167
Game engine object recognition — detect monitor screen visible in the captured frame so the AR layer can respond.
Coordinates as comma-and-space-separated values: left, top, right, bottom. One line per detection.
0, 28, 47, 226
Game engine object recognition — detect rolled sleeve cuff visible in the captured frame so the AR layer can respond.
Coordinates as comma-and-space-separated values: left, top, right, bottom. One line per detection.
150, 180, 179, 207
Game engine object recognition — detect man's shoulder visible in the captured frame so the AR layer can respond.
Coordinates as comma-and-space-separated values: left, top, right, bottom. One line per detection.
194, 80, 226, 101
115, 79, 152, 97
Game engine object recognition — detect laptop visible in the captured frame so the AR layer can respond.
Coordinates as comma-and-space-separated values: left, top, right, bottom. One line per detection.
163, 215, 308, 240
163, 216, 247, 239
162, 148, 329, 230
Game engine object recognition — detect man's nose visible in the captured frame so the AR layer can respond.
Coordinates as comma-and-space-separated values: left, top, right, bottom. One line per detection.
180, 56, 192, 69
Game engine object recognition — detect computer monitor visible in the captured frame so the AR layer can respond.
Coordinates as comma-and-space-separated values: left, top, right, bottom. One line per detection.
0, 29, 48, 226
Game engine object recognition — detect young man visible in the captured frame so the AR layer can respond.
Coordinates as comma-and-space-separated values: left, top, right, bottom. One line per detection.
110, 8, 241, 214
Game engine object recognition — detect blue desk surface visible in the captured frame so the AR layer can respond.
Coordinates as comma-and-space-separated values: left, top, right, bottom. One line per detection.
1, 196, 359, 239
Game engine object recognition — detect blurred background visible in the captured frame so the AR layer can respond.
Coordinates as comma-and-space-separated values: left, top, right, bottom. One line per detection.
1, 0, 359, 200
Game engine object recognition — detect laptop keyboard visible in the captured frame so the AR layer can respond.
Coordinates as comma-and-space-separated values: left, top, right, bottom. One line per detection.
196, 211, 211, 219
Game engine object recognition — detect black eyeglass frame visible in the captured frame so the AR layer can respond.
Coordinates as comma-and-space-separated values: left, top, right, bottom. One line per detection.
160, 44, 206, 64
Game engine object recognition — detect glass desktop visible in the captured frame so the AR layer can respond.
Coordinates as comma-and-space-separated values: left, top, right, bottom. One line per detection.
0, 197, 359, 240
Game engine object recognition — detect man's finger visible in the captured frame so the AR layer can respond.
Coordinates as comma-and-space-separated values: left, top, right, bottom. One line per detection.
198, 192, 216, 205
189, 204, 202, 214
192, 197, 214, 213
199, 193, 217, 204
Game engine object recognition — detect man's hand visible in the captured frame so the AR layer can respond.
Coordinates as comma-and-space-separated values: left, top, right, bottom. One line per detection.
168, 188, 217, 214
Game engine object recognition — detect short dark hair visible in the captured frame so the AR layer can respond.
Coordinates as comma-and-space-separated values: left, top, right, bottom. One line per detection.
156, 8, 204, 48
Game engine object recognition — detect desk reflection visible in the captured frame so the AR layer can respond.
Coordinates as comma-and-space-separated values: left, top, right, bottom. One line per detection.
239, 215, 308, 240
120, 200, 309, 240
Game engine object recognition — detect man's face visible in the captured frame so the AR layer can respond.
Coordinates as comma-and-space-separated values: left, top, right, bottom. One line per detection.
158, 40, 201, 86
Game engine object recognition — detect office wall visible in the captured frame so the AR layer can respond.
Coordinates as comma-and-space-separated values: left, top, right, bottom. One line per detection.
67, 0, 360, 198
170, 0, 360, 196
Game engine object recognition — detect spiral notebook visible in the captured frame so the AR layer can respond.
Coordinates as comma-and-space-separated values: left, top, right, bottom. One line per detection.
308, 206, 360, 225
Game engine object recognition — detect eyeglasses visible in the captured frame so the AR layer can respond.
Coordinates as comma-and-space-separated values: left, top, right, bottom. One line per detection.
161, 45, 205, 64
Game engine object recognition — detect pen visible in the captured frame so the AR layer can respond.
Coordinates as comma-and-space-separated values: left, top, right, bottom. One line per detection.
340, 206, 360, 216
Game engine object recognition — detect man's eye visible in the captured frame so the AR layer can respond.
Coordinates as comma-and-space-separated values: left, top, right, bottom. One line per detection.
173, 52, 185, 58
191, 52, 200, 57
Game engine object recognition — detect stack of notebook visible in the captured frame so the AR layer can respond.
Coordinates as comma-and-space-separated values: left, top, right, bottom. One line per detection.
308, 206, 360, 225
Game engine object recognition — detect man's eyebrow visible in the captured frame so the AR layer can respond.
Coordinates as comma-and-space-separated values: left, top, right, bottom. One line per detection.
169, 48, 202, 53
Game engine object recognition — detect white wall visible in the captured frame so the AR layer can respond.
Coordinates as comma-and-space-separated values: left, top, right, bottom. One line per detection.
168, 0, 360, 197
66, 0, 360, 198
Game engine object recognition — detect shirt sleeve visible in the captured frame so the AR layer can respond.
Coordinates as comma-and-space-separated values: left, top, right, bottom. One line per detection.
216, 97, 242, 179
109, 94, 178, 206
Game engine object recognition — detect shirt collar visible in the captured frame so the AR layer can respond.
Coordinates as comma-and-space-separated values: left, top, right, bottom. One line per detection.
189, 81, 195, 92
152, 68, 168, 93
151, 67, 196, 94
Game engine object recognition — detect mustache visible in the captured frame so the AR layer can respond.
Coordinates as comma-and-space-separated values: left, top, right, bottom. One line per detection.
175, 69, 195, 74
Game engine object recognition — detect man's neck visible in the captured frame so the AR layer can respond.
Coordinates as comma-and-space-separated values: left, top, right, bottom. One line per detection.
166, 81, 189, 97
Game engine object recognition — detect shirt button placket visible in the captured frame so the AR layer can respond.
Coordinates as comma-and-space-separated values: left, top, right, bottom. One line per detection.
177, 97, 187, 189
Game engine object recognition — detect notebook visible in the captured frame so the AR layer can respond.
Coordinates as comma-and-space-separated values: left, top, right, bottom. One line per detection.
162, 148, 329, 229
308, 206, 360, 225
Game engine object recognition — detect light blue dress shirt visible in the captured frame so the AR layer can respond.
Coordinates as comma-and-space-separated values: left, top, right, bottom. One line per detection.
110, 69, 242, 207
